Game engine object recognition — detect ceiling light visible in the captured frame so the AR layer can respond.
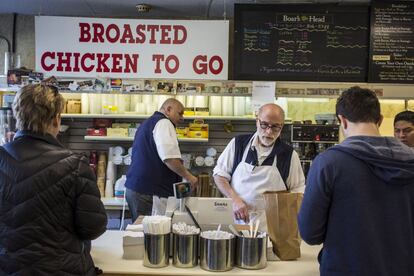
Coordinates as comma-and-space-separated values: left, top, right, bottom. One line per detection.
136, 4, 151, 13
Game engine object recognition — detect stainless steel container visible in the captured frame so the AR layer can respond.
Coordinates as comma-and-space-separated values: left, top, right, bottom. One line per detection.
143, 233, 170, 268
172, 233, 199, 268
235, 233, 267, 269
200, 236, 235, 272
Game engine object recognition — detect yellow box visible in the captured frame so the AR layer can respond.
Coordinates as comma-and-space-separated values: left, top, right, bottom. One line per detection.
187, 130, 208, 138
183, 107, 195, 116
106, 128, 128, 137
188, 120, 209, 138
195, 107, 209, 116
112, 123, 132, 128
176, 127, 189, 138
66, 99, 81, 113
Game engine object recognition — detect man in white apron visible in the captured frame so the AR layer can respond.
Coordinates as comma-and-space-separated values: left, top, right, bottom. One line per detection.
213, 104, 305, 232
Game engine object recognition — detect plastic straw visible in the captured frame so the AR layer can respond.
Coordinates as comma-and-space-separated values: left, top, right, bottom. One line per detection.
253, 220, 260, 238
215, 224, 221, 239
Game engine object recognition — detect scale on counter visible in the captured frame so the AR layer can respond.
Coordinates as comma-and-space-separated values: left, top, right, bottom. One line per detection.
166, 182, 234, 231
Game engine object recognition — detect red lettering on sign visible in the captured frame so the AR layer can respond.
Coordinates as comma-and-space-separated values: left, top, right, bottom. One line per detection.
81, 53, 95, 72
209, 56, 223, 75
173, 25, 187, 44
92, 23, 105, 43
165, 55, 179, 73
41, 52, 55, 71
136, 24, 146, 43
152, 54, 164, 73
56, 52, 72, 72
193, 55, 208, 74
120, 24, 135, 43
106, 24, 120, 43
147, 25, 160, 44
73, 53, 80, 72
111, 53, 123, 73
160, 25, 172, 44
124, 54, 139, 73
79, 23, 91, 42
96, 53, 110, 72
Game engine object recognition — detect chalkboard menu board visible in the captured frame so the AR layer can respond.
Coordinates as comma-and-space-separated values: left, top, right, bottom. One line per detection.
369, 1, 414, 83
233, 4, 370, 82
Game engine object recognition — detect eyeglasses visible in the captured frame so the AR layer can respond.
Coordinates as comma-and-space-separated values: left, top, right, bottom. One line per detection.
258, 119, 283, 132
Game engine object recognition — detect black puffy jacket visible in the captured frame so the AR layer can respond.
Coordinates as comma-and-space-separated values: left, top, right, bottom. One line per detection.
0, 131, 107, 275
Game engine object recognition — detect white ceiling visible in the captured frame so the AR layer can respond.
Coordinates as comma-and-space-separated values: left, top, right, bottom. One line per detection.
0, 0, 371, 19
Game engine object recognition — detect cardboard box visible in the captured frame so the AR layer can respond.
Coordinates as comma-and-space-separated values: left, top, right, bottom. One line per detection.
66, 100, 81, 113
188, 120, 209, 138
107, 128, 128, 137
87, 128, 106, 136
195, 107, 209, 116
183, 107, 195, 116
176, 127, 189, 138
112, 123, 132, 128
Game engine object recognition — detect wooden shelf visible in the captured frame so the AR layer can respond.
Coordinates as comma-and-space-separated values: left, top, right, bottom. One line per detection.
62, 113, 256, 121
84, 136, 208, 142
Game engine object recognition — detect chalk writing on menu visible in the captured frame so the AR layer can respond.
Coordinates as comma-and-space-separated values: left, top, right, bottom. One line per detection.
369, 1, 414, 83
234, 5, 369, 82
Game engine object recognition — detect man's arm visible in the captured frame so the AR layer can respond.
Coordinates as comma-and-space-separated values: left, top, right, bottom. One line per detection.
213, 138, 250, 222
298, 155, 331, 245
153, 119, 198, 189
286, 151, 306, 192
164, 158, 198, 188
213, 175, 249, 222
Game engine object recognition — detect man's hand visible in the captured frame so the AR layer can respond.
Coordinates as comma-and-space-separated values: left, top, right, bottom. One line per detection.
186, 174, 198, 191
232, 196, 249, 223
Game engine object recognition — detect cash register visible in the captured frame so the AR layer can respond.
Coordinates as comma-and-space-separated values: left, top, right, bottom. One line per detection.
164, 182, 235, 231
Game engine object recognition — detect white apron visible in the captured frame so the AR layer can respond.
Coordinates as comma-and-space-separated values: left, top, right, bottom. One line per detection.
231, 143, 287, 232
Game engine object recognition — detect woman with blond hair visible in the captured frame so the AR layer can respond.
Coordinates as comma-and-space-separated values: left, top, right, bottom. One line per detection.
0, 84, 107, 275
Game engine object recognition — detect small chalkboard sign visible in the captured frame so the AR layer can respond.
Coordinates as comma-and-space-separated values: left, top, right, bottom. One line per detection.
368, 1, 414, 83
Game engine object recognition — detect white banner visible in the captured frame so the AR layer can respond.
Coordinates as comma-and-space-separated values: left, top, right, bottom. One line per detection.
35, 16, 229, 80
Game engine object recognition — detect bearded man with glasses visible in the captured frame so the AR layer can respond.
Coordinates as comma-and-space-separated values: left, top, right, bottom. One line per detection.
213, 103, 305, 232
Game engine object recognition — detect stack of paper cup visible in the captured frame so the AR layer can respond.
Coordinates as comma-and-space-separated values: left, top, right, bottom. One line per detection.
186, 96, 195, 108
175, 95, 186, 107
209, 96, 222, 116
135, 103, 146, 114
81, 93, 89, 114
142, 95, 153, 105
116, 94, 130, 114
233, 97, 246, 116
157, 95, 171, 110
194, 95, 208, 108
245, 97, 253, 116
130, 95, 142, 112
89, 94, 102, 114
222, 97, 234, 116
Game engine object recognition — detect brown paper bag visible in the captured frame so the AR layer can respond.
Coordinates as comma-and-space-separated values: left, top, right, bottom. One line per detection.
263, 191, 303, 260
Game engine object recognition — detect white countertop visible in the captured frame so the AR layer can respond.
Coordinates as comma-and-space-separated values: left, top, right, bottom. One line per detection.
101, 197, 129, 210
91, 230, 322, 275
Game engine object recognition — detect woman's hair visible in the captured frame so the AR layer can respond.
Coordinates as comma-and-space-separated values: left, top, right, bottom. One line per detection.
12, 84, 65, 134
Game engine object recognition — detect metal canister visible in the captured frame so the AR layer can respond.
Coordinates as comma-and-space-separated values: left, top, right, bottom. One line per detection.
235, 233, 267, 269
172, 233, 199, 268
143, 233, 170, 268
200, 236, 235, 272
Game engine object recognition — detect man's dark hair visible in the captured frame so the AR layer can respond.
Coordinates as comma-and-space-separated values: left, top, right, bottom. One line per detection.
336, 86, 381, 124
394, 110, 414, 125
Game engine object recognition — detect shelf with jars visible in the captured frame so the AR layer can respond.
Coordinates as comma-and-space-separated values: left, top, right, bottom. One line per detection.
84, 136, 208, 143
